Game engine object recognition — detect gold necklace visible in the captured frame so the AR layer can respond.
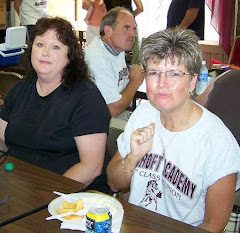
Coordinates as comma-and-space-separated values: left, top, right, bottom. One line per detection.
160, 127, 178, 157
160, 104, 194, 157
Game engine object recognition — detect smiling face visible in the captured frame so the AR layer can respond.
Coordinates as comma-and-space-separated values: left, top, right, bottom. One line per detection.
105, 12, 136, 52
145, 58, 197, 114
31, 29, 69, 82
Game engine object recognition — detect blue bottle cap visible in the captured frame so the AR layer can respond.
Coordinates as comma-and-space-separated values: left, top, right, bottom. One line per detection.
5, 163, 14, 171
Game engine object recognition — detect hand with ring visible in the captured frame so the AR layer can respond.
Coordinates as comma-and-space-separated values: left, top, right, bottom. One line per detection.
138, 127, 147, 135
129, 123, 155, 161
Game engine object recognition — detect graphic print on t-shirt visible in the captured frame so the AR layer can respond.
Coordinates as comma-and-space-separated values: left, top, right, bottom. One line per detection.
136, 152, 198, 211
118, 67, 128, 87
35, 0, 47, 6
140, 180, 162, 210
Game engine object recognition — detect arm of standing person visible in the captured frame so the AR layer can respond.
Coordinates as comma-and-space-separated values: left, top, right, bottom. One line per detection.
14, 0, 22, 15
107, 123, 155, 191
132, 0, 144, 17
108, 64, 144, 117
0, 118, 8, 152
95, 0, 104, 5
178, 8, 200, 30
63, 133, 107, 186
198, 174, 237, 233
84, 4, 95, 25
82, 0, 102, 10
82, 0, 94, 10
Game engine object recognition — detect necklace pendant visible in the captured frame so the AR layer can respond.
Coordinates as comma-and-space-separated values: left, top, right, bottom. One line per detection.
162, 150, 165, 156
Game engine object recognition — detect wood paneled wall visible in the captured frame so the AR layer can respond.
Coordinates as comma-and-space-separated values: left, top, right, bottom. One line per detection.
199, 41, 229, 69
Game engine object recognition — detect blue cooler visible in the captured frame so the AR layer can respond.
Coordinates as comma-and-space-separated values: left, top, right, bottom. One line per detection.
0, 26, 27, 67
0, 48, 25, 66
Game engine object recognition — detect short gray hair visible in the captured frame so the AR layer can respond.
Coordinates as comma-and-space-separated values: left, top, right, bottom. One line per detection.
100, 7, 133, 37
140, 28, 202, 75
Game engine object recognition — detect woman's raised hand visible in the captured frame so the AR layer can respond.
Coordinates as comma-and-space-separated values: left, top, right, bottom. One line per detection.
130, 123, 155, 161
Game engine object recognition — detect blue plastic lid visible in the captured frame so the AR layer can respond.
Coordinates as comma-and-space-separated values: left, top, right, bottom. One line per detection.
5, 163, 14, 171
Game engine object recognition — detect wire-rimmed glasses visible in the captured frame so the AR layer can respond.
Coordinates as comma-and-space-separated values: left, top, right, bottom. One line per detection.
145, 69, 192, 82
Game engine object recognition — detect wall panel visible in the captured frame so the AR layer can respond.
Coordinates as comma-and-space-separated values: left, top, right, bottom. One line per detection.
199, 41, 228, 69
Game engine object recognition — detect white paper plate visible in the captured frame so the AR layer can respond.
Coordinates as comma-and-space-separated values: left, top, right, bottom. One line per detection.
48, 192, 123, 225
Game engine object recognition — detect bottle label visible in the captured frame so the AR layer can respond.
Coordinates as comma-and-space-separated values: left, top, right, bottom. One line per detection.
198, 73, 208, 82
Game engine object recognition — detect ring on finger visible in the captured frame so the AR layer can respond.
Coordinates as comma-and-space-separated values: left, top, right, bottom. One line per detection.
138, 129, 143, 135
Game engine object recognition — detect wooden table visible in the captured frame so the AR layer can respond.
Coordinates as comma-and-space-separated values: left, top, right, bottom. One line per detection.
0, 155, 85, 227
1, 196, 209, 233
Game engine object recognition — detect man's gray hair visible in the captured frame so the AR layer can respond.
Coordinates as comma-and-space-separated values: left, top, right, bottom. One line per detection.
140, 28, 203, 75
100, 7, 133, 37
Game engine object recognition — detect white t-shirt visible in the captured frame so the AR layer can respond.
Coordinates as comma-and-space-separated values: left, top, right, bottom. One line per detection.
19, 0, 48, 25
84, 36, 129, 104
117, 101, 240, 226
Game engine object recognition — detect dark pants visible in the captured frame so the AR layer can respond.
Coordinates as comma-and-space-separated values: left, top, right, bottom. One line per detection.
26, 25, 35, 39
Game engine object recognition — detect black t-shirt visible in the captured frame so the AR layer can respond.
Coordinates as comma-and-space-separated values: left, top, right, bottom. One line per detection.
167, 0, 205, 40
0, 76, 111, 192
105, 0, 133, 12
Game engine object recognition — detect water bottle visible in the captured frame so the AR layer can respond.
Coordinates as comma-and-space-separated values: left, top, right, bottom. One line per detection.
196, 61, 208, 95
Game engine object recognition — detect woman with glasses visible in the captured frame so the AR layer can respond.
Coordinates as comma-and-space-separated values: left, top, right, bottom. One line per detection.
107, 28, 240, 232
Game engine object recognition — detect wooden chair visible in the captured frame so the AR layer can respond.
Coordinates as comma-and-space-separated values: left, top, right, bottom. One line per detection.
228, 35, 240, 66
210, 36, 240, 70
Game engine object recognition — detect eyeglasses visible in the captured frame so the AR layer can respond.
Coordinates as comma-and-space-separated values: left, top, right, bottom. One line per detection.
145, 69, 192, 81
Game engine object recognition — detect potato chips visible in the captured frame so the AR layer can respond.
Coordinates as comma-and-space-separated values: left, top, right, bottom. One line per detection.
56, 199, 84, 220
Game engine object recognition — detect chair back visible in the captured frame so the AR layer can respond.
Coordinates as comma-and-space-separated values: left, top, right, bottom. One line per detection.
228, 35, 240, 66
0, 72, 22, 96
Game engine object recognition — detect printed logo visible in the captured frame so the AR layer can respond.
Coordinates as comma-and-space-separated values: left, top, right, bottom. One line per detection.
140, 180, 162, 210
118, 68, 128, 87
136, 153, 197, 207
35, 0, 47, 6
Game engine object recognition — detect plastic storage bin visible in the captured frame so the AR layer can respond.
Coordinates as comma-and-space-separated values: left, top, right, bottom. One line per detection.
0, 48, 24, 66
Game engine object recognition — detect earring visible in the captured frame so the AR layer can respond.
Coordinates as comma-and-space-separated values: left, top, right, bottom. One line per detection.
189, 91, 193, 98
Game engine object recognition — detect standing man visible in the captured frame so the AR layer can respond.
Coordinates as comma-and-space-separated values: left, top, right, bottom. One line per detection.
84, 7, 144, 117
14, 0, 48, 38
167, 0, 205, 40
104, 0, 144, 65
